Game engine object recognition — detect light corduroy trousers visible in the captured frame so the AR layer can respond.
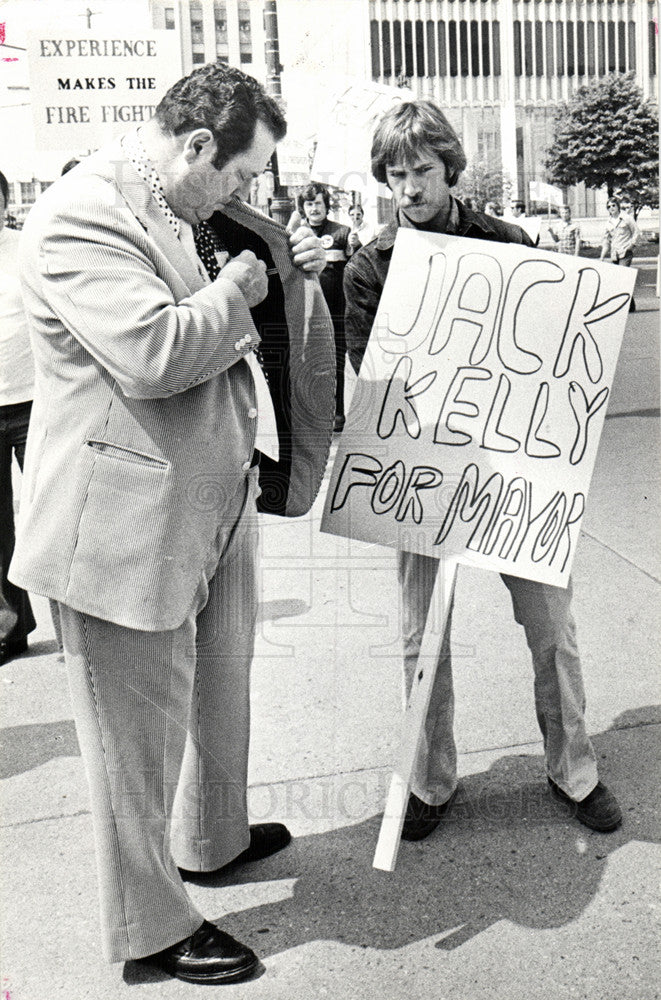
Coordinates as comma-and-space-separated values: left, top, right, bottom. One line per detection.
398, 551, 599, 806
59, 469, 260, 963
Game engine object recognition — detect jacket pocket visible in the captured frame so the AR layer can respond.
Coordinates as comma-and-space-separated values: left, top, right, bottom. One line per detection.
85, 440, 169, 469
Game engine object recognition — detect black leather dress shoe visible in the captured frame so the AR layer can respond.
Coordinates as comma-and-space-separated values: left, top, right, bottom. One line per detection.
137, 920, 258, 984
548, 779, 622, 832
179, 823, 291, 880
0, 636, 28, 666
401, 788, 458, 842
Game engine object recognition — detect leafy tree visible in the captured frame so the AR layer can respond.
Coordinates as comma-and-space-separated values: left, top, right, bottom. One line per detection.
455, 161, 511, 213
545, 74, 658, 216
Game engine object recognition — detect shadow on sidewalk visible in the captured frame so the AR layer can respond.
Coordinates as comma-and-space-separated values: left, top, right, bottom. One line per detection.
122, 706, 659, 985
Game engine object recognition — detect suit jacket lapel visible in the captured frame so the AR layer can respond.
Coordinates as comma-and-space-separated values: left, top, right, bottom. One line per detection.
97, 139, 207, 295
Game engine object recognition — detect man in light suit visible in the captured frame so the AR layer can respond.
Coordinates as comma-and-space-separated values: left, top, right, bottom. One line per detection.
10, 64, 332, 985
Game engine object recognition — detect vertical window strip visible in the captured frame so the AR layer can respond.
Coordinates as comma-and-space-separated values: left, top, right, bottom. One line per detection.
370, 20, 381, 78
427, 19, 437, 76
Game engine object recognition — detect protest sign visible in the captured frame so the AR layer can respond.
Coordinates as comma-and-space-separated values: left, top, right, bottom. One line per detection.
529, 180, 565, 207
321, 229, 634, 588
310, 78, 413, 193
25, 31, 180, 150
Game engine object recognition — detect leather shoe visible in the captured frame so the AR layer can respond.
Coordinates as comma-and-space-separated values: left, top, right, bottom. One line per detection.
179, 823, 291, 880
0, 636, 28, 666
137, 920, 257, 984
401, 788, 458, 842
548, 779, 622, 832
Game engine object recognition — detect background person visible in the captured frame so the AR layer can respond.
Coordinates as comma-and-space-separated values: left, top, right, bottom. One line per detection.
347, 202, 378, 255
0, 169, 36, 665
344, 99, 622, 844
10, 64, 328, 986
549, 204, 582, 256
601, 195, 638, 311
299, 181, 351, 431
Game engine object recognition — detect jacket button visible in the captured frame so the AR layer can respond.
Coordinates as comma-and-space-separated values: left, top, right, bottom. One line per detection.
234, 341, 243, 351
241, 460, 251, 472
248, 407, 257, 419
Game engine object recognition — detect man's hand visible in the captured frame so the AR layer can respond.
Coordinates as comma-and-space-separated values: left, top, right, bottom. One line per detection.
348, 231, 361, 250
289, 224, 327, 274
217, 250, 268, 307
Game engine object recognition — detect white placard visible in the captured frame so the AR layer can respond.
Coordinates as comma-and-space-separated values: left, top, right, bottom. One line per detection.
321, 229, 634, 588
26, 31, 181, 150
310, 78, 413, 194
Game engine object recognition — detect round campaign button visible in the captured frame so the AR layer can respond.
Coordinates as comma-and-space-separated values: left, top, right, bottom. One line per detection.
320, 234, 334, 250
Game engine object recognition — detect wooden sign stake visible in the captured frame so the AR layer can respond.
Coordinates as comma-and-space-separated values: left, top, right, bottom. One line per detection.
372, 555, 459, 872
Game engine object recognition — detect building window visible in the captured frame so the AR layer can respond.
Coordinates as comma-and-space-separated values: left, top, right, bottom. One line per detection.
470, 20, 479, 76
513, 21, 522, 75
393, 20, 402, 77
545, 21, 554, 76
415, 20, 425, 76
597, 21, 605, 75
382, 21, 392, 76
480, 21, 490, 75
607, 21, 616, 72
566, 21, 575, 76
459, 20, 469, 76
534, 21, 543, 76
370, 20, 379, 77
649, 20, 657, 75
164, 7, 175, 30
404, 20, 414, 77
240, 52, 252, 63
587, 21, 595, 75
554, 22, 564, 75
192, 52, 205, 64
576, 20, 585, 75
426, 20, 436, 75
448, 20, 458, 76
524, 20, 533, 75
438, 21, 447, 76
491, 21, 500, 76
627, 21, 636, 73
617, 21, 626, 72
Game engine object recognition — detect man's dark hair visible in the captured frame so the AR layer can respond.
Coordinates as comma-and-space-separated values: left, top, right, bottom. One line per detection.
298, 182, 330, 213
370, 100, 467, 187
607, 196, 621, 209
512, 200, 525, 211
155, 62, 286, 170
0, 170, 9, 206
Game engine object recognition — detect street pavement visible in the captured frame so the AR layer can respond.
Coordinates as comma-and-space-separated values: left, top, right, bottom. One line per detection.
1, 255, 659, 1000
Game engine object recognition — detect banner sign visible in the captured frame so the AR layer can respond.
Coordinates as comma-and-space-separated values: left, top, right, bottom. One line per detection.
26, 31, 181, 150
529, 180, 565, 207
321, 230, 633, 587
310, 79, 413, 193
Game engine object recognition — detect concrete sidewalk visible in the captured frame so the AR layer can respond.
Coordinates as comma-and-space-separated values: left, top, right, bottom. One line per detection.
1, 264, 659, 1000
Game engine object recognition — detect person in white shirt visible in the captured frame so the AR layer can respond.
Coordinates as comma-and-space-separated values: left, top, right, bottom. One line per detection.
601, 196, 639, 311
346, 202, 378, 255
0, 169, 36, 665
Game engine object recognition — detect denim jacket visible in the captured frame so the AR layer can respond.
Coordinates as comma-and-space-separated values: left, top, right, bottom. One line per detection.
343, 199, 533, 375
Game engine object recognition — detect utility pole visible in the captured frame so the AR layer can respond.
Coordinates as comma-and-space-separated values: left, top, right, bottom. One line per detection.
263, 0, 292, 225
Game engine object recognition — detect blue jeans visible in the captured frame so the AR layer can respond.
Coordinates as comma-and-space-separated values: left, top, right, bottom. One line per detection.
398, 551, 598, 804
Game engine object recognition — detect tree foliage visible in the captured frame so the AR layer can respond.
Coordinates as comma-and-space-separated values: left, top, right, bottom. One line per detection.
545, 74, 658, 213
455, 161, 511, 212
